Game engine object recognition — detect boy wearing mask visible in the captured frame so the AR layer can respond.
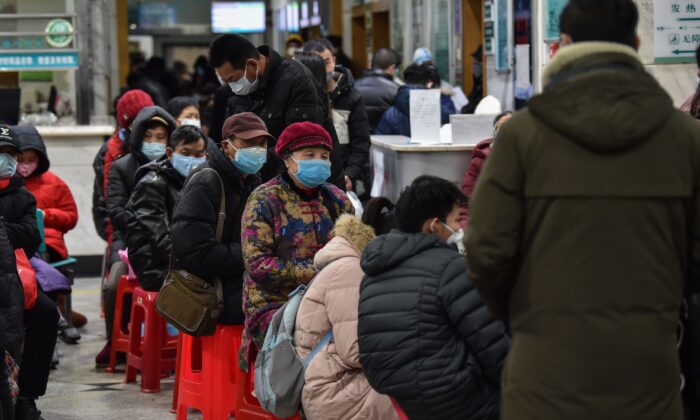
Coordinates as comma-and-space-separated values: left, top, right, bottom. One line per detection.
357, 175, 509, 420
126, 125, 207, 291
97, 106, 176, 367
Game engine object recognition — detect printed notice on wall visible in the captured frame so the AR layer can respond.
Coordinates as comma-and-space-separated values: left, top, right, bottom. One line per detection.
409, 89, 441, 145
370, 149, 385, 198
654, 0, 700, 63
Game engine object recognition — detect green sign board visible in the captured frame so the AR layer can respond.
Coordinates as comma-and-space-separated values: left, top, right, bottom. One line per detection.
545, 0, 568, 41
0, 52, 78, 70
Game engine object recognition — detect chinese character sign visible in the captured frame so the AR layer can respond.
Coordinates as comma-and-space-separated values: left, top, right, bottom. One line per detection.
654, 0, 700, 63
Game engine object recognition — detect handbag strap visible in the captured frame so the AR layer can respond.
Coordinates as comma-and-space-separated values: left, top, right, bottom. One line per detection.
200, 168, 226, 304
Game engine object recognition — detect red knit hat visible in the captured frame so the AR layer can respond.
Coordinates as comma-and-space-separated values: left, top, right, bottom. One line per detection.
274, 122, 332, 157
116, 89, 154, 129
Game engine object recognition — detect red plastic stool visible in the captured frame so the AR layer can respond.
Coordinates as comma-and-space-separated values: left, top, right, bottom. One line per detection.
235, 349, 301, 420
125, 287, 178, 392
170, 334, 184, 413
390, 398, 409, 420
106, 275, 137, 373
176, 325, 241, 420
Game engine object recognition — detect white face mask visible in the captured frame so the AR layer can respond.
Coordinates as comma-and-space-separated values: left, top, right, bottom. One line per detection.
229, 63, 259, 96
441, 221, 466, 255
180, 118, 201, 129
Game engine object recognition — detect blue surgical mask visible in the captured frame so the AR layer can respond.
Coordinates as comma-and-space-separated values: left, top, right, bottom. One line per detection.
291, 157, 331, 188
141, 142, 166, 161
229, 141, 266, 174
0, 153, 16, 178
229, 63, 259, 96
171, 153, 206, 178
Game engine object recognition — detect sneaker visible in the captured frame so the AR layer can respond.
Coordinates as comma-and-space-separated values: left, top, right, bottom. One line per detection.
95, 342, 111, 368
15, 396, 44, 420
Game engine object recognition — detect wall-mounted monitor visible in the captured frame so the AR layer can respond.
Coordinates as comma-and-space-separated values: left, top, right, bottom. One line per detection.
211, 2, 266, 33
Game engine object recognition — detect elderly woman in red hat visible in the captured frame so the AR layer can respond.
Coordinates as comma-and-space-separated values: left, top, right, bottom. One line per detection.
239, 121, 353, 370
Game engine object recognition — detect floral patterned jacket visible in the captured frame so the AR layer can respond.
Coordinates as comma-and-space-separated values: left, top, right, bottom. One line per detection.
239, 173, 352, 369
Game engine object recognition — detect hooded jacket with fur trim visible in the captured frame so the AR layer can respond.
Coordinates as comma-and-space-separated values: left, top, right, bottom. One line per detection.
294, 215, 397, 420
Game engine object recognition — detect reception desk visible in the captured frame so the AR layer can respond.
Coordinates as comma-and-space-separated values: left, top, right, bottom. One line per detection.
370, 135, 475, 203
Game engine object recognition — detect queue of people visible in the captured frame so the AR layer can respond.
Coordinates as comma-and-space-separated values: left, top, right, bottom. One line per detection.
3, 0, 700, 419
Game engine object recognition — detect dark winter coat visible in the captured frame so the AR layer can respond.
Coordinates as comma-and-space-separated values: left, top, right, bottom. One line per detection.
374, 84, 425, 137
354, 69, 400, 133
459, 138, 493, 228
466, 42, 700, 420
0, 175, 40, 257
106, 106, 177, 265
216, 46, 345, 189
125, 160, 185, 291
92, 140, 109, 241
330, 65, 371, 186
15, 125, 78, 259
171, 146, 260, 325
358, 231, 509, 420
0, 214, 24, 350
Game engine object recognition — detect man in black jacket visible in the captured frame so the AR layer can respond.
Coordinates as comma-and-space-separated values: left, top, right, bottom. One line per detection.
171, 112, 272, 325
125, 125, 207, 292
97, 106, 177, 367
354, 48, 401, 133
208, 34, 345, 189
0, 126, 57, 420
358, 175, 509, 420
303, 40, 371, 195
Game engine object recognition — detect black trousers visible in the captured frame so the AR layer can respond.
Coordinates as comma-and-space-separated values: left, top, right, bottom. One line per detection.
18, 289, 58, 399
0, 347, 12, 420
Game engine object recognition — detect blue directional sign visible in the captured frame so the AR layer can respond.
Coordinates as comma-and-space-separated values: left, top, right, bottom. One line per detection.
0, 51, 78, 70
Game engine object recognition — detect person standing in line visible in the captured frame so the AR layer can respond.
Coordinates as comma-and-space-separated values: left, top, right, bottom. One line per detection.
466, 1, 700, 419
208, 34, 346, 189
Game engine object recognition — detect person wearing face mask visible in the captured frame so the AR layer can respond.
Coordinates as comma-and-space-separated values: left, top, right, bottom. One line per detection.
170, 112, 272, 331
303, 40, 371, 196
458, 111, 513, 228
97, 106, 176, 367
208, 34, 346, 190
92, 90, 154, 243
239, 121, 353, 371
356, 175, 509, 420
125, 125, 207, 292
0, 126, 58, 420
14, 125, 88, 334
375, 64, 434, 136
166, 96, 219, 155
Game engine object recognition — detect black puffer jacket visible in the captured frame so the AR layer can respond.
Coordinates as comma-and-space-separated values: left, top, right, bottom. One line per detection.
358, 231, 509, 420
0, 213, 24, 351
92, 138, 110, 241
354, 69, 400, 133
215, 46, 345, 189
106, 106, 177, 264
0, 175, 40, 257
171, 146, 260, 324
125, 160, 185, 291
330, 65, 370, 187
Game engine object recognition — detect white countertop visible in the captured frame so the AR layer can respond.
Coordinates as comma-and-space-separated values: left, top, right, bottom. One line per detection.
371, 135, 475, 152
36, 125, 114, 138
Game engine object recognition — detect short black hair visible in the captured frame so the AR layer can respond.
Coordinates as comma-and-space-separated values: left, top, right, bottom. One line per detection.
403, 64, 432, 86
209, 34, 261, 69
166, 96, 200, 120
371, 48, 401, 70
424, 64, 441, 88
294, 51, 327, 90
169, 125, 205, 149
362, 197, 397, 235
302, 40, 332, 55
394, 176, 466, 233
559, 0, 638, 48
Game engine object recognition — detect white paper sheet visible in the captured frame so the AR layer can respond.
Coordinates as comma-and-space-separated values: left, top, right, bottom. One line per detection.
370, 149, 385, 197
409, 89, 441, 144
515, 44, 531, 89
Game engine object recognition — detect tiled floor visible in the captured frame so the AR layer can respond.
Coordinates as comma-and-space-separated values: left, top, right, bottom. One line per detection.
40, 277, 192, 420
